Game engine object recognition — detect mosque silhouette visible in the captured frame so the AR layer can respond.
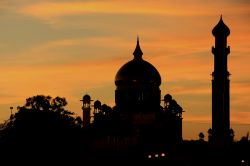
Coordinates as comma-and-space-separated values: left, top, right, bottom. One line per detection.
82, 37, 183, 157
79, 17, 235, 162
1, 17, 249, 166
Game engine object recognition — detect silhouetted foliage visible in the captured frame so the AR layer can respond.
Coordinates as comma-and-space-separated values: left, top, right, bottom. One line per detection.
1, 95, 81, 133
0, 95, 83, 160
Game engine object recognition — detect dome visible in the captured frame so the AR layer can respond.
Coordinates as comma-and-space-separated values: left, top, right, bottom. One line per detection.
115, 38, 161, 86
81, 94, 91, 103
212, 16, 230, 37
164, 94, 172, 102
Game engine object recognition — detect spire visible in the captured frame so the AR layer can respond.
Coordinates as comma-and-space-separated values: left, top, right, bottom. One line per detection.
133, 36, 143, 59
212, 16, 230, 37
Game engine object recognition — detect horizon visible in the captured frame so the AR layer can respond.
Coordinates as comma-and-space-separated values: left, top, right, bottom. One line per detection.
0, 0, 249, 140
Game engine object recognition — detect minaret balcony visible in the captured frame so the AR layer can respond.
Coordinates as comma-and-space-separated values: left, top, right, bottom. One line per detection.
212, 46, 215, 54
226, 46, 230, 55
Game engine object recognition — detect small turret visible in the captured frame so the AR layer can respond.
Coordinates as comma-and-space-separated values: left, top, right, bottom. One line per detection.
81, 94, 92, 127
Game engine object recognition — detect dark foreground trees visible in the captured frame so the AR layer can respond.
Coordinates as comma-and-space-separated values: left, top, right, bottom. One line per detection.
0, 95, 85, 163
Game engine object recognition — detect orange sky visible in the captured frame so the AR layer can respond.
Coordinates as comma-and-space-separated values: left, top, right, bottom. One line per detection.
0, 0, 249, 140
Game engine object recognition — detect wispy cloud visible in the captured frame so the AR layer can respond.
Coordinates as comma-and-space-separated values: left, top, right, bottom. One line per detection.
19, 1, 250, 18
184, 115, 211, 123
231, 112, 250, 125
18, 1, 210, 20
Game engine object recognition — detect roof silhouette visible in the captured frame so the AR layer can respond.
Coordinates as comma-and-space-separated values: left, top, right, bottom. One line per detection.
115, 38, 161, 86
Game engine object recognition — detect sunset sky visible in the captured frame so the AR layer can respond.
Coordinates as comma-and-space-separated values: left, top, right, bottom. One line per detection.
0, 0, 249, 140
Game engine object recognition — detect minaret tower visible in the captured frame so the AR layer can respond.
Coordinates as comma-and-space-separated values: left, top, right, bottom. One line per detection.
211, 16, 231, 145
81, 94, 92, 127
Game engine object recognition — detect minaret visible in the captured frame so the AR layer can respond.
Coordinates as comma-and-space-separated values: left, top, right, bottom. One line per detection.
81, 94, 92, 127
211, 16, 231, 146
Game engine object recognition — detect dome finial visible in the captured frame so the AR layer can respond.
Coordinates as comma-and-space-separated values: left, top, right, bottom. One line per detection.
133, 36, 143, 59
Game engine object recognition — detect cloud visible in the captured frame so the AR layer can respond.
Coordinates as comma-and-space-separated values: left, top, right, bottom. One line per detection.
16, 0, 250, 27
231, 111, 250, 125
184, 115, 211, 123
18, 1, 207, 20
17, 1, 250, 22
0, 36, 130, 66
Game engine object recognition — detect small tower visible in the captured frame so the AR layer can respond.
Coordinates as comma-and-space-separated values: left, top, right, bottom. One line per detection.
211, 16, 231, 146
163, 94, 172, 111
162, 94, 183, 143
93, 100, 102, 114
81, 94, 92, 127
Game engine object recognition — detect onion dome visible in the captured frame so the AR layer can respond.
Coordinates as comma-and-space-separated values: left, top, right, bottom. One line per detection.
164, 94, 172, 102
212, 16, 230, 37
81, 94, 91, 103
115, 38, 161, 87
94, 100, 102, 109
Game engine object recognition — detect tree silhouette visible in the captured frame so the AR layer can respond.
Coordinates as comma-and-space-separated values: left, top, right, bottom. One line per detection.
18, 96, 78, 127
0, 95, 86, 163
0, 95, 82, 144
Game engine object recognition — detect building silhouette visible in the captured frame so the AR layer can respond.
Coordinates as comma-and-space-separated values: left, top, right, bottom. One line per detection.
81, 94, 92, 127
77, 17, 244, 163
115, 37, 161, 115
81, 38, 183, 158
211, 16, 232, 146
114, 37, 183, 146
1, 16, 249, 165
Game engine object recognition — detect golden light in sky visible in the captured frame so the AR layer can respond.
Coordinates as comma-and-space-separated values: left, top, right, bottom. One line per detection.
0, 0, 249, 140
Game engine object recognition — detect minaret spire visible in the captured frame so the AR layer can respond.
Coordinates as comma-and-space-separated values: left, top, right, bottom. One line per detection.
133, 36, 143, 59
